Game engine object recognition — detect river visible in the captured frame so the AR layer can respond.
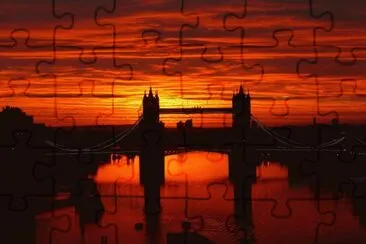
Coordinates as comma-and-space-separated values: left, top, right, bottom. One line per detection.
36, 152, 366, 244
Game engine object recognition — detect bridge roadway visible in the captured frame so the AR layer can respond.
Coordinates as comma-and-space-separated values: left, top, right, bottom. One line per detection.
159, 107, 232, 114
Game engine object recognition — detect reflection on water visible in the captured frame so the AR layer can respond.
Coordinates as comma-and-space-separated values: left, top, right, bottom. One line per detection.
37, 152, 366, 244
95, 152, 229, 184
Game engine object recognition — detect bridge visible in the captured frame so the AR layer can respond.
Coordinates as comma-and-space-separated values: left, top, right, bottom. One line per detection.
46, 85, 366, 185
43, 85, 366, 219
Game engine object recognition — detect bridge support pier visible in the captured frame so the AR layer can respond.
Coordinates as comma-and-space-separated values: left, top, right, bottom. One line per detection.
232, 175, 255, 232
139, 122, 165, 215
228, 143, 243, 182
143, 183, 162, 216
229, 143, 257, 181
229, 141, 256, 235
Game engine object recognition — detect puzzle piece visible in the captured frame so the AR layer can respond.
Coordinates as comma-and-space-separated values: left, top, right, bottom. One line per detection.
37, 179, 117, 244
0, 130, 54, 209
226, 31, 319, 119
223, 0, 333, 46
53, 0, 115, 63
95, 0, 181, 68
0, 127, 71, 244
68, 178, 107, 242
300, 133, 366, 189
35, 132, 131, 243
179, 0, 241, 74
163, 46, 228, 100
0, 196, 69, 244
298, 157, 366, 243
36, 50, 132, 126
298, 46, 366, 121
0, 31, 54, 98
95, 154, 206, 243
180, 162, 336, 243
160, 1, 256, 101
0, 0, 70, 46
313, 0, 366, 57
162, 30, 263, 102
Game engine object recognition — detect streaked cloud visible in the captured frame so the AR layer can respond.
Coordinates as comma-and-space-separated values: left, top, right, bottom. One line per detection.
0, 0, 365, 126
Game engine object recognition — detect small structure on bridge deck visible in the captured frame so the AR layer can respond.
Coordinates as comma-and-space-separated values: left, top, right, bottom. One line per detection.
185, 119, 193, 128
177, 120, 184, 129
177, 119, 193, 129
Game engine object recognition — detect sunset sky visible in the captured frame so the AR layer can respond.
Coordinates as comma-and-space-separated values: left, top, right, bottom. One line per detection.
1, 0, 366, 127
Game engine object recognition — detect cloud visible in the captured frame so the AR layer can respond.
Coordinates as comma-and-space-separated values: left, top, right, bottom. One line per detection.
1, 0, 366, 126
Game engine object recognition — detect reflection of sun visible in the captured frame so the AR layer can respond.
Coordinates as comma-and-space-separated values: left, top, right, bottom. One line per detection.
256, 162, 288, 180
176, 153, 187, 163
95, 154, 289, 185
95, 155, 138, 183
95, 152, 229, 184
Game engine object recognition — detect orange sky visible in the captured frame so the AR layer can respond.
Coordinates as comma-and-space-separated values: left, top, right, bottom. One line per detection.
1, 0, 366, 127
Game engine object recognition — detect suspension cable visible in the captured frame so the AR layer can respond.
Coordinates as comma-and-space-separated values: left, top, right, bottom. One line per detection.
45, 116, 143, 152
250, 115, 345, 149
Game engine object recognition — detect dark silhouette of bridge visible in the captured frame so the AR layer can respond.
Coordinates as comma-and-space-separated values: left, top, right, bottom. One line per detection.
136, 85, 252, 189
45, 85, 360, 224
48, 85, 351, 181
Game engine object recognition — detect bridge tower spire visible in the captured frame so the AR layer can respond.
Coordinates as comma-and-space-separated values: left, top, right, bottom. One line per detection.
232, 84, 251, 132
239, 84, 244, 94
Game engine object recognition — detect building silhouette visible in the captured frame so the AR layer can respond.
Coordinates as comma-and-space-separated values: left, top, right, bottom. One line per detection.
0, 106, 34, 128
177, 119, 193, 129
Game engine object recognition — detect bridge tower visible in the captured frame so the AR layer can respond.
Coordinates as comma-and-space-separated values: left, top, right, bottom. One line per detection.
230, 85, 256, 231
229, 84, 255, 178
140, 87, 164, 215
143, 86, 160, 124
232, 84, 251, 134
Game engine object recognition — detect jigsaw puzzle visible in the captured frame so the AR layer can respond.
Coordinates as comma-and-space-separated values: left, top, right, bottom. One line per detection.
1, 0, 366, 243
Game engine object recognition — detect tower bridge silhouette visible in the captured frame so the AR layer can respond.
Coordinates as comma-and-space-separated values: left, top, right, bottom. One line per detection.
48, 84, 351, 185
48, 84, 347, 155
